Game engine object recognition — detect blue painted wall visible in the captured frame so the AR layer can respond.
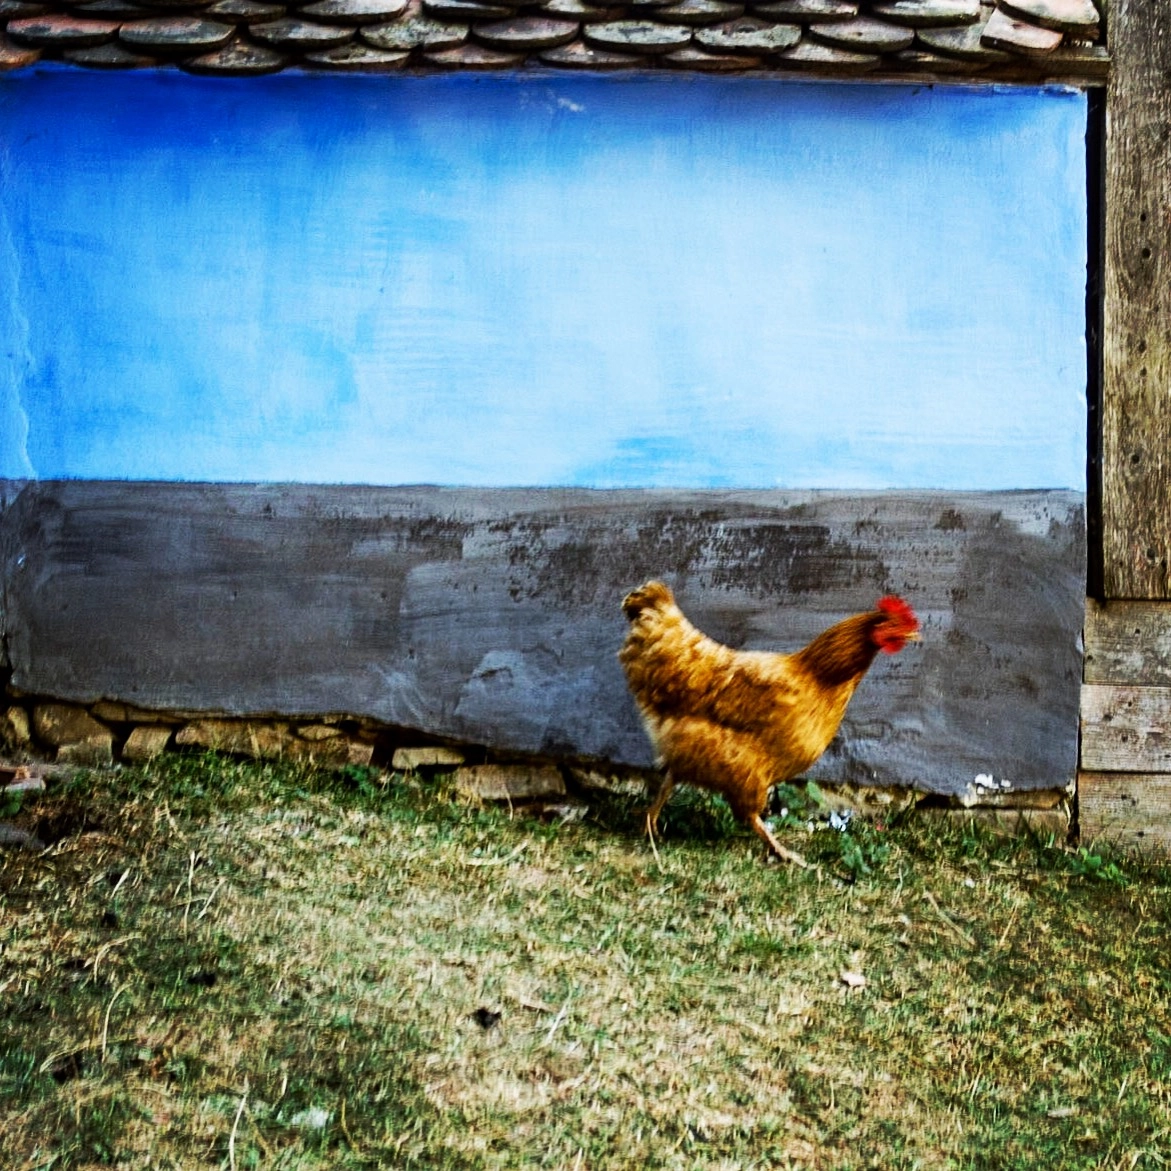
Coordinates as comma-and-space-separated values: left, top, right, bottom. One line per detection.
0, 70, 1087, 490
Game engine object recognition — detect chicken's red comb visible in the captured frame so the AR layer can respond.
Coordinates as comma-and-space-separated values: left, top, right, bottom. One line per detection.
876, 595, 917, 626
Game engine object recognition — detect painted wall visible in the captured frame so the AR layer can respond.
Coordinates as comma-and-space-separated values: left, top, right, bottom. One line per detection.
0, 70, 1090, 787
1, 483, 1086, 792
0, 69, 1087, 491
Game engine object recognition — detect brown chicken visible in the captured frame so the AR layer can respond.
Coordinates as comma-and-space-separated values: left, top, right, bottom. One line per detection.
619, 582, 919, 864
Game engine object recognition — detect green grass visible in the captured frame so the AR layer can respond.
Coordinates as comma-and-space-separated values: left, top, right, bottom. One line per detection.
2, 754, 1170, 1169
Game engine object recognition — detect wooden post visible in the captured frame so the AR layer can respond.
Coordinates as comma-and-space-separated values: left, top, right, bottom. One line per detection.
1080, 4, 1171, 846
1102, 0, 1171, 598
1080, 597, 1171, 847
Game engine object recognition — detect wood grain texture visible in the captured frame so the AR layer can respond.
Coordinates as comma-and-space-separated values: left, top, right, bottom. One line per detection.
1102, 0, 1171, 597
1080, 684, 1171, 772
0, 481, 1085, 794
1079, 772, 1171, 853
1083, 598, 1171, 686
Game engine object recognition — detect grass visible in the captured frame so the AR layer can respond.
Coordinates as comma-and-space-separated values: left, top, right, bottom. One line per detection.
2, 754, 1170, 1170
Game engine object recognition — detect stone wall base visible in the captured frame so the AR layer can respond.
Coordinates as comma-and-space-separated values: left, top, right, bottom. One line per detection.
1, 693, 1074, 838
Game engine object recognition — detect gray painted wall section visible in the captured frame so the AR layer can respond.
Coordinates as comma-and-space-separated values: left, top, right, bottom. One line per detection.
0, 481, 1085, 795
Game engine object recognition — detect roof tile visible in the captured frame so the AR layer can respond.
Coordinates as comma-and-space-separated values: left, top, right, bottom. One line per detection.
916, 10, 1012, 58
297, 0, 410, 24
120, 15, 235, 49
998, 0, 1096, 35
695, 15, 798, 50
250, 16, 353, 45
423, 0, 513, 18
663, 42, 759, 64
7, 13, 117, 42
537, 36, 639, 63
423, 38, 521, 61
472, 15, 578, 47
182, 33, 288, 67
64, 39, 158, 61
777, 35, 878, 67
135, 0, 216, 11
303, 38, 408, 62
75, 0, 154, 15
751, 0, 856, 22
0, 0, 1107, 77
870, 0, 979, 28
206, 0, 285, 18
809, 15, 914, 51
980, 4, 1061, 52
583, 18, 692, 50
888, 44, 985, 69
654, 0, 745, 27
539, 0, 623, 20
361, 4, 467, 45
0, 1, 47, 17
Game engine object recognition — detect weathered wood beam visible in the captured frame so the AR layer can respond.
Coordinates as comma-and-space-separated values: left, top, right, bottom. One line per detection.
1080, 683, 1171, 772
1081, 599, 1171, 773
1080, 602, 1171, 850
1079, 771, 1171, 853
1102, 0, 1171, 597
1083, 598, 1171, 686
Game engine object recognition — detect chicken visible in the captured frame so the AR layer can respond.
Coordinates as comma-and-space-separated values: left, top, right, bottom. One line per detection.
619, 581, 919, 864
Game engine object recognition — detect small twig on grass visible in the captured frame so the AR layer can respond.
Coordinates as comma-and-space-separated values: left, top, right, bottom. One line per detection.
90, 934, 142, 984
922, 891, 977, 948
514, 993, 558, 1014
89, 866, 130, 895
182, 851, 197, 937
196, 877, 225, 920
462, 841, 528, 867
229, 1081, 248, 1171
996, 902, 1021, 950
100, 982, 130, 1063
340, 1096, 361, 1155
544, 998, 571, 1045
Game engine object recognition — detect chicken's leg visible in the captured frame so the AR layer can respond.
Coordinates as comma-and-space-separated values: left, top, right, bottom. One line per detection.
645, 772, 676, 841
749, 813, 809, 868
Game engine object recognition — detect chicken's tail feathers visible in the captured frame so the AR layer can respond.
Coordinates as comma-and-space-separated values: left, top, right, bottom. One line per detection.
621, 580, 675, 621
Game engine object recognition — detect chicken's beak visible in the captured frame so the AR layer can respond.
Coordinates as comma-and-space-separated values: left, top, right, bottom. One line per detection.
906, 630, 922, 642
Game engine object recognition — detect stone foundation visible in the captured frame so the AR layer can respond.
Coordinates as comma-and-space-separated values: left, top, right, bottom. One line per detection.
4, 697, 382, 771
1, 694, 1072, 836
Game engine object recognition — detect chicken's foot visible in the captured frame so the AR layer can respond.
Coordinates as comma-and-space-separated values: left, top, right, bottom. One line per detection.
749, 814, 809, 868
644, 772, 676, 842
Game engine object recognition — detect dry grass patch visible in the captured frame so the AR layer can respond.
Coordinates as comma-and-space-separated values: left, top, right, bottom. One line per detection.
2, 756, 1171, 1169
